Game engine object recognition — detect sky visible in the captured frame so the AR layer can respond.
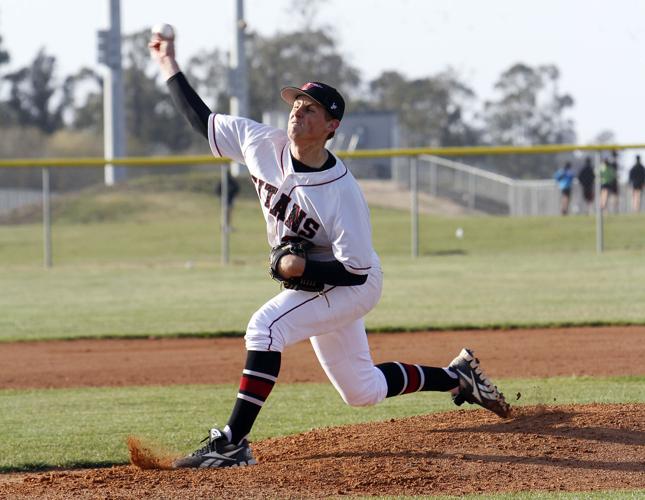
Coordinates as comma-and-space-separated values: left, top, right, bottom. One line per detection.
0, 0, 644, 150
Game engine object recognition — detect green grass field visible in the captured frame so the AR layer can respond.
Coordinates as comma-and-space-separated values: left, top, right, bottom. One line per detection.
1, 177, 644, 341
1, 251, 645, 341
1, 175, 643, 498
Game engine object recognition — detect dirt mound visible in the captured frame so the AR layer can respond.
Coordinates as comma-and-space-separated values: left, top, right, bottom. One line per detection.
126, 436, 179, 471
2, 403, 643, 499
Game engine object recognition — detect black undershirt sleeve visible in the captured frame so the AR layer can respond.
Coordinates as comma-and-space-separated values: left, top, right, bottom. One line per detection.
166, 72, 211, 140
302, 259, 368, 286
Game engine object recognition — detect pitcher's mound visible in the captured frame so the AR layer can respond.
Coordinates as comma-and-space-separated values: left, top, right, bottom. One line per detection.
3, 403, 643, 499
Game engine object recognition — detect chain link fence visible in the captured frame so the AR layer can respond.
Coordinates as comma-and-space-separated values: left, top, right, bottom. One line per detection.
391, 155, 641, 216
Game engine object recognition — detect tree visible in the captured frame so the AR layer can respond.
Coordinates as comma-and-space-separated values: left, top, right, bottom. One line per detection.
3, 48, 72, 134
247, 29, 361, 120
66, 29, 205, 155
0, 28, 12, 125
0, 32, 8, 68
288, 0, 325, 27
592, 130, 616, 145
120, 29, 194, 153
66, 67, 104, 132
363, 69, 480, 147
184, 48, 230, 115
481, 63, 577, 177
483, 63, 575, 146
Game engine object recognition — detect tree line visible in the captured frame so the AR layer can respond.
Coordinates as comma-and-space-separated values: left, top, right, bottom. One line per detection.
0, 13, 594, 190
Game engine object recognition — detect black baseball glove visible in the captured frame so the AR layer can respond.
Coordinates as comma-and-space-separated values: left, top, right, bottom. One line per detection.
269, 238, 324, 292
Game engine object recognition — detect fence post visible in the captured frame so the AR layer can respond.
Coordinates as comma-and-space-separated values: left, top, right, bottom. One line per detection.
594, 153, 604, 254
220, 164, 230, 265
410, 156, 419, 258
42, 167, 52, 268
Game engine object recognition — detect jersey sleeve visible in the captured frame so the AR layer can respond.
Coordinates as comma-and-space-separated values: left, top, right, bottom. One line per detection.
207, 113, 284, 165
329, 182, 375, 275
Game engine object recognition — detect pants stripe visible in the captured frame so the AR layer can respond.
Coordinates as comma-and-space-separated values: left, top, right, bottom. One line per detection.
267, 287, 338, 350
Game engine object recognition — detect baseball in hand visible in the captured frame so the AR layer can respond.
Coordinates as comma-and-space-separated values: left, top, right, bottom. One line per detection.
151, 23, 175, 40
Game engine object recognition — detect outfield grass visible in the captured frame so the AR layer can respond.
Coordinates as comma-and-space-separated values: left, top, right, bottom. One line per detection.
2, 194, 645, 265
1, 187, 645, 340
0, 375, 642, 472
1, 249, 645, 341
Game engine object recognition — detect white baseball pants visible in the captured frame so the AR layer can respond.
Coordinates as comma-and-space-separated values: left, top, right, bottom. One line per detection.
244, 266, 388, 407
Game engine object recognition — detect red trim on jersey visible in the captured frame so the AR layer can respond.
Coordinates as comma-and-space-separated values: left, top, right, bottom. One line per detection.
287, 166, 349, 197
210, 114, 223, 157
240, 375, 274, 399
280, 144, 287, 178
403, 363, 421, 394
347, 264, 372, 271
267, 286, 337, 350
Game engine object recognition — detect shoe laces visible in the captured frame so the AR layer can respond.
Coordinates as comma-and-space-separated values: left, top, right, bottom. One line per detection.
192, 435, 218, 456
469, 358, 499, 394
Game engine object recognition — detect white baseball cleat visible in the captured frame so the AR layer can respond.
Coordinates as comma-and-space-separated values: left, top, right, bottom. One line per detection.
448, 348, 511, 418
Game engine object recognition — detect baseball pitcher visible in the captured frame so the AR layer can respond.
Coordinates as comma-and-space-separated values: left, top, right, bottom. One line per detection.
149, 26, 510, 469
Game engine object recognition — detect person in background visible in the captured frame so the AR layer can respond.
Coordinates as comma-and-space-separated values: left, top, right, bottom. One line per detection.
628, 155, 644, 212
600, 151, 619, 212
577, 157, 596, 215
554, 161, 575, 215
215, 169, 240, 231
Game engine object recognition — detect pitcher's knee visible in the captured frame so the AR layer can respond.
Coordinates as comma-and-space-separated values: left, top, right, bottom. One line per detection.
339, 386, 382, 407
245, 310, 285, 352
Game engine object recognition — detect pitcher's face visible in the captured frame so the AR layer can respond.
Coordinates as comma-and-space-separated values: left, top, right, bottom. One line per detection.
287, 96, 337, 143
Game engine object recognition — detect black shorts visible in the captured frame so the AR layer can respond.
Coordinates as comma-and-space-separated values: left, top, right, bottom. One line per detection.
561, 188, 571, 196
583, 188, 594, 202
632, 183, 644, 190
602, 181, 618, 194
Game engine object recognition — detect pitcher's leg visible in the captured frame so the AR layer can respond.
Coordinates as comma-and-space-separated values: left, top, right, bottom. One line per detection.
245, 282, 380, 353
310, 319, 388, 407
223, 350, 281, 444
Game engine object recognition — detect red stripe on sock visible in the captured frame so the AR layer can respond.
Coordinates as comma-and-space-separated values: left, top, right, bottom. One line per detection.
402, 363, 421, 394
240, 376, 274, 400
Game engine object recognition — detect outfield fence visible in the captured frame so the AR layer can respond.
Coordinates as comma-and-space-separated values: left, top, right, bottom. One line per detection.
1, 142, 644, 267
411, 155, 637, 216
0, 188, 47, 215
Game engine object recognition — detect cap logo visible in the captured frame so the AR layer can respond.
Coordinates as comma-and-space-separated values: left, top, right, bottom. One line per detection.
301, 82, 322, 90
330, 103, 337, 110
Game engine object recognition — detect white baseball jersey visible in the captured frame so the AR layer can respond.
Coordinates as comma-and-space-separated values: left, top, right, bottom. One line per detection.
208, 114, 380, 273
207, 113, 389, 407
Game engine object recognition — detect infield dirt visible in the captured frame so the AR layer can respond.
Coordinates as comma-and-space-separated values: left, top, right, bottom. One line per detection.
1, 327, 644, 498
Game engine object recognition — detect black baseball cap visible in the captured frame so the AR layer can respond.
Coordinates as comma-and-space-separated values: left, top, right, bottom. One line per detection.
280, 82, 345, 121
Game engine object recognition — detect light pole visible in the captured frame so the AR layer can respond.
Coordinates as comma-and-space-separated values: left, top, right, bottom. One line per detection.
229, 0, 249, 121
98, 0, 126, 185
220, 0, 250, 263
